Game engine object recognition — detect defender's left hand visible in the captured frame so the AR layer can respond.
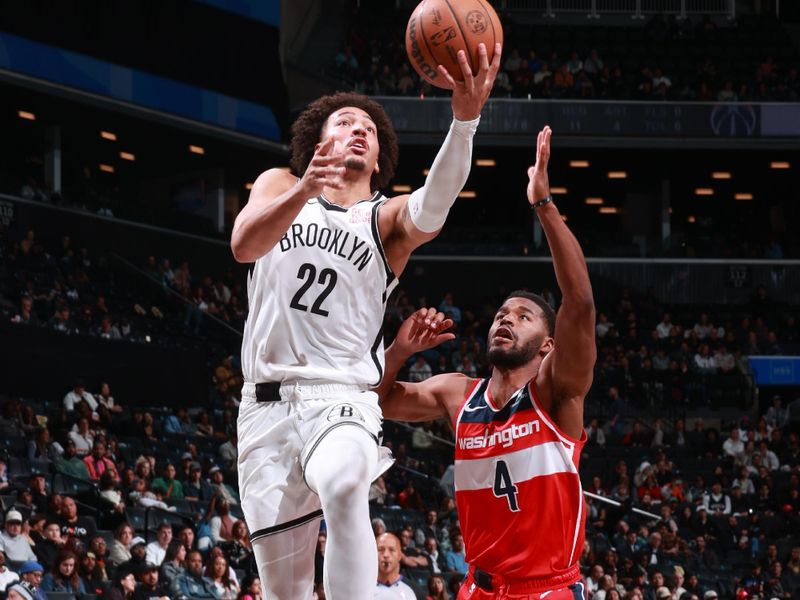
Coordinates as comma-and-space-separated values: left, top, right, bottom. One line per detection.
439, 43, 502, 121
394, 307, 455, 356
527, 126, 552, 205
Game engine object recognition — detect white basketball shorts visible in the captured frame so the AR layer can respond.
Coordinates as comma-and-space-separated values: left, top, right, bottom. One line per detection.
237, 381, 394, 542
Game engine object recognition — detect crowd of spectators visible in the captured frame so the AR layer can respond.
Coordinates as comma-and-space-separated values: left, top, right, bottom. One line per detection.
331, 10, 800, 103
3, 221, 799, 599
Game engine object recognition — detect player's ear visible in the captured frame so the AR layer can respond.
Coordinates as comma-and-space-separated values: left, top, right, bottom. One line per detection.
541, 336, 554, 355
374, 162, 380, 174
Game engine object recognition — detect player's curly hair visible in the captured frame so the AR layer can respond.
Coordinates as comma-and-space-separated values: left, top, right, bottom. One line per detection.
289, 92, 399, 191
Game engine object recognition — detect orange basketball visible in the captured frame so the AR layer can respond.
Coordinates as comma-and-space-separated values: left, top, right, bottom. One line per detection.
405, 0, 503, 89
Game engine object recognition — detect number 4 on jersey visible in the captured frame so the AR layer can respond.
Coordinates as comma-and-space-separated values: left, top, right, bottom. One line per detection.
493, 460, 521, 512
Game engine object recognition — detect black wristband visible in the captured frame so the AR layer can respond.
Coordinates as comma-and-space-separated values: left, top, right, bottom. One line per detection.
531, 195, 553, 209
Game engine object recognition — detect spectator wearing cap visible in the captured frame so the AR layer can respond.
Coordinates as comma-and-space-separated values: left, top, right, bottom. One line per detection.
146, 523, 173, 566
17, 561, 46, 600
106, 565, 137, 600
209, 466, 239, 505
108, 522, 134, 568
702, 591, 718, 600
172, 550, 220, 599
179, 452, 194, 481
0, 548, 19, 592
120, 537, 148, 574
655, 587, 672, 600
6, 581, 37, 600
0, 511, 36, 562
57, 496, 97, 546
54, 439, 90, 479
133, 561, 171, 600
41, 550, 86, 595
151, 463, 184, 500
79, 551, 105, 594
183, 463, 213, 502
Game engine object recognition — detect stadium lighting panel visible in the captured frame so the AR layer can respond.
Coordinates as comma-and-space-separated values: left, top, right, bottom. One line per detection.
734, 193, 754, 200
18, 110, 36, 120
607, 171, 627, 179
100, 131, 117, 141
99, 164, 115, 173
245, 182, 254, 190
475, 159, 496, 167
695, 188, 714, 196
687, 215, 696, 223
392, 184, 412, 193
458, 191, 477, 198
569, 160, 590, 168
550, 187, 568, 194
585, 197, 604, 205
770, 161, 790, 169
189, 145, 205, 155
711, 172, 731, 179
599, 207, 618, 214
119, 152, 135, 161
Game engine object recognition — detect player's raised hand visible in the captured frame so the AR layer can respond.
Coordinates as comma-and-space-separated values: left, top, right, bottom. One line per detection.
393, 307, 455, 356
439, 42, 502, 121
298, 137, 345, 198
527, 125, 552, 206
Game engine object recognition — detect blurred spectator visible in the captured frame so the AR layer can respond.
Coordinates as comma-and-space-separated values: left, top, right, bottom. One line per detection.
106, 565, 137, 600
0, 511, 36, 562
209, 499, 237, 544
108, 522, 134, 568
17, 561, 46, 600
172, 550, 218, 600
58, 496, 97, 545
146, 523, 173, 566
408, 356, 433, 382
40, 550, 86, 595
206, 554, 239, 599
209, 467, 239, 505
63, 380, 97, 413
444, 532, 467, 576
133, 561, 170, 600
84, 439, 118, 481
152, 463, 184, 500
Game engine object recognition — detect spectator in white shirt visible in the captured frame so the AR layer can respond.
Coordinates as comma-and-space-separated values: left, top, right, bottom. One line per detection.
63, 381, 97, 412
655, 313, 673, 339
94, 382, 122, 414
765, 395, 788, 429
758, 441, 780, 471
68, 418, 94, 456
703, 482, 732, 515
722, 429, 745, 460
596, 313, 614, 338
145, 523, 172, 566
713, 345, 736, 373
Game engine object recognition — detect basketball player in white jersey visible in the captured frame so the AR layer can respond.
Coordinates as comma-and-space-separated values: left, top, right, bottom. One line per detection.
231, 44, 501, 600
379, 126, 597, 600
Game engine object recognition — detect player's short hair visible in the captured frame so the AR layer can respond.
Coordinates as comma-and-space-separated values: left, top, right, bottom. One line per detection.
504, 290, 556, 337
289, 92, 399, 191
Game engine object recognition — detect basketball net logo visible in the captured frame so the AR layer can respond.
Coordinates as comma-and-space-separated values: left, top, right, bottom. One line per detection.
466, 10, 487, 34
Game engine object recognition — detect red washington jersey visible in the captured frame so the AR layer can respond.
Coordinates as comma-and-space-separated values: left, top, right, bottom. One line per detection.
453, 378, 586, 584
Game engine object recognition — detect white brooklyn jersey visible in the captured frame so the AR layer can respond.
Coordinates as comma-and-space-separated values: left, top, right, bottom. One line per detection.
242, 192, 398, 386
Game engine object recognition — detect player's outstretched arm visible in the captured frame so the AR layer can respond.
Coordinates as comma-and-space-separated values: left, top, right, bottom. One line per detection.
530, 127, 596, 437
381, 43, 503, 270
231, 138, 344, 263
377, 308, 463, 422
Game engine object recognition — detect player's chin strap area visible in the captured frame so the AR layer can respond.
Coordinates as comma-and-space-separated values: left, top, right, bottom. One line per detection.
408, 116, 480, 233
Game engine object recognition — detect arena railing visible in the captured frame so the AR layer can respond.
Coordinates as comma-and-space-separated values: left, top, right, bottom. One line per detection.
498, 0, 735, 19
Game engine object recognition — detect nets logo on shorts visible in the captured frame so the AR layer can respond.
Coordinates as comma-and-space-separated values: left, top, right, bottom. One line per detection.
326, 403, 365, 422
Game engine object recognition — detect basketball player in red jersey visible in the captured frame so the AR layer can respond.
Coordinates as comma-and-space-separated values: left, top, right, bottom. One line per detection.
379, 125, 596, 600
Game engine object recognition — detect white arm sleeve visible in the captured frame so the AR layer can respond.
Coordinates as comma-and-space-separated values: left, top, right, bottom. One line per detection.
407, 116, 480, 233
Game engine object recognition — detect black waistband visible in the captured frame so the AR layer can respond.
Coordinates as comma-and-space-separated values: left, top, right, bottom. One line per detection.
474, 567, 494, 591
255, 382, 281, 402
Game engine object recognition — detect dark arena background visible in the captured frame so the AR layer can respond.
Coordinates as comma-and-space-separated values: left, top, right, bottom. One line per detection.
1, 0, 799, 598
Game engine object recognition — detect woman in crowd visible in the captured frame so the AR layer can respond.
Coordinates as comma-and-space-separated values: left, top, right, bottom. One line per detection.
105, 567, 137, 600
221, 520, 253, 570
426, 574, 449, 600
40, 550, 87, 595
160, 538, 186, 584
205, 554, 239, 599
237, 574, 262, 600
108, 523, 134, 568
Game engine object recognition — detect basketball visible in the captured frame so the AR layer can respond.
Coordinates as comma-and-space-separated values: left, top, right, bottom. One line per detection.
405, 0, 503, 88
